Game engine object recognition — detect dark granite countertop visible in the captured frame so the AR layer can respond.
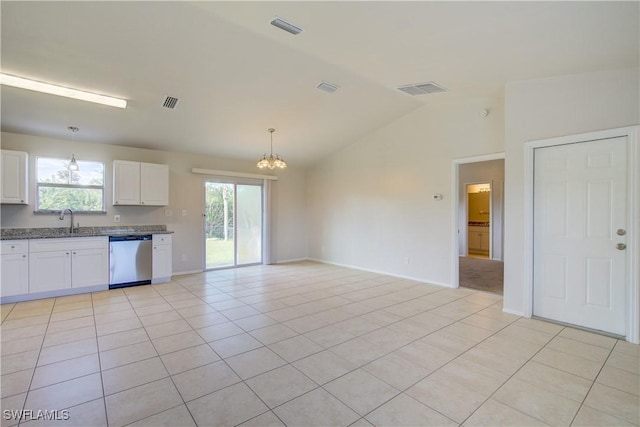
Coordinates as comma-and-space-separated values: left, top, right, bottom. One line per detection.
468, 222, 490, 227
1, 225, 173, 240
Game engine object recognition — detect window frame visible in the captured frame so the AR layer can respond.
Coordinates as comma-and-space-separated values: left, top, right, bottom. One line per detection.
35, 156, 107, 214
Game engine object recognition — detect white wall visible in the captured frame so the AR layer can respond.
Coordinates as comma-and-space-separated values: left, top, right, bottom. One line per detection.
458, 159, 504, 260
0, 132, 308, 273
503, 68, 640, 315
307, 97, 504, 285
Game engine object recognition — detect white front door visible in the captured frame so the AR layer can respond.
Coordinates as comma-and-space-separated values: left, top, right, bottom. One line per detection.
533, 136, 628, 335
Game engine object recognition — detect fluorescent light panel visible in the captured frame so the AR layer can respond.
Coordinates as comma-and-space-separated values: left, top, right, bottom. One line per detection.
0, 73, 127, 109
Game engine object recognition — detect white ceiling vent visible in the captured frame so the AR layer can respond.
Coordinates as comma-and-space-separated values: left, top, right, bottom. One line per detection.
397, 82, 447, 96
270, 17, 303, 35
316, 81, 340, 94
162, 96, 179, 109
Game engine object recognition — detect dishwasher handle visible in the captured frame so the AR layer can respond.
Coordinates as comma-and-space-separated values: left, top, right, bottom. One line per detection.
109, 235, 153, 242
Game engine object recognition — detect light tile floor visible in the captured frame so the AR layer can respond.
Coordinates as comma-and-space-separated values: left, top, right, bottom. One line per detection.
1, 261, 638, 427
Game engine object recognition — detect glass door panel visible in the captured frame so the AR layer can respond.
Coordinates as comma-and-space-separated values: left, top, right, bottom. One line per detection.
205, 182, 235, 268
204, 181, 263, 270
236, 184, 262, 265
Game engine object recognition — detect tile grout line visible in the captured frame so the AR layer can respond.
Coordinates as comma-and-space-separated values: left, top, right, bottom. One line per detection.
567, 343, 616, 426
91, 291, 111, 427
112, 282, 199, 427
458, 323, 569, 426
14, 299, 54, 427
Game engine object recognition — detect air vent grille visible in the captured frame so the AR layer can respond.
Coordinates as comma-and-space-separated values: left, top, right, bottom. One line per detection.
270, 17, 303, 35
316, 81, 340, 94
162, 96, 179, 109
397, 82, 447, 96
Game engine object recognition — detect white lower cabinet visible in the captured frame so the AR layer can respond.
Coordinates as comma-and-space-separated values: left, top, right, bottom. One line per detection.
29, 250, 72, 293
152, 234, 172, 283
29, 237, 109, 295
1, 241, 29, 297
71, 247, 110, 288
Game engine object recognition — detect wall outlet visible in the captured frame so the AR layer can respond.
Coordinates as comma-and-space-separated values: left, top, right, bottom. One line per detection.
181, 254, 187, 261
181, 209, 187, 217
114, 215, 121, 223
165, 209, 173, 217
404, 256, 410, 265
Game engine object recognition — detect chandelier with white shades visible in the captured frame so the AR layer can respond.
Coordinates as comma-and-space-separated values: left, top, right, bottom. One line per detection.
257, 128, 287, 169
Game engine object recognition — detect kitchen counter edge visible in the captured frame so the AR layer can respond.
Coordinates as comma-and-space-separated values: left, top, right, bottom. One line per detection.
1, 226, 173, 240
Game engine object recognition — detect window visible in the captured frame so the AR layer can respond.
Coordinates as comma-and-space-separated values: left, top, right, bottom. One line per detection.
36, 157, 105, 212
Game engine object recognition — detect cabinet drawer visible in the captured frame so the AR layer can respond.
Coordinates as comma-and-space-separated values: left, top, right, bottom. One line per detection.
29, 237, 108, 253
152, 234, 172, 245
1, 240, 28, 254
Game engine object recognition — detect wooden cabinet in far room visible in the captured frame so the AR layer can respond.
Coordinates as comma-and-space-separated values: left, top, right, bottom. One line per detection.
113, 160, 169, 206
468, 226, 490, 255
1, 150, 28, 204
152, 233, 172, 284
1, 240, 29, 297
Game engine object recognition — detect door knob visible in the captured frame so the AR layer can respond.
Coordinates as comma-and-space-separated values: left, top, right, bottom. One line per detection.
616, 243, 627, 250
616, 229, 627, 236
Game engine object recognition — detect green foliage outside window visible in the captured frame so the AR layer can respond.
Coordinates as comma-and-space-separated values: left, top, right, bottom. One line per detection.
36, 157, 105, 212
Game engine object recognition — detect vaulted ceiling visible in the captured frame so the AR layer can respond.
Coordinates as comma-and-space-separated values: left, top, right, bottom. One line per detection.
1, 1, 638, 166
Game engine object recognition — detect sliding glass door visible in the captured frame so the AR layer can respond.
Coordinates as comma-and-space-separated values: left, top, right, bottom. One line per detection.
205, 181, 262, 269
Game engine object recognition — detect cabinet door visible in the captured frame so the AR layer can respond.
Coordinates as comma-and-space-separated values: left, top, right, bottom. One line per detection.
1, 150, 28, 204
1, 253, 29, 297
152, 244, 172, 280
140, 163, 169, 206
72, 248, 109, 288
468, 230, 480, 251
113, 160, 141, 205
29, 251, 71, 293
479, 231, 490, 251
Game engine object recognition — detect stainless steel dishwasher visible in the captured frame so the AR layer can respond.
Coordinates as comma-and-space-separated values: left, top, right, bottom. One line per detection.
109, 235, 153, 289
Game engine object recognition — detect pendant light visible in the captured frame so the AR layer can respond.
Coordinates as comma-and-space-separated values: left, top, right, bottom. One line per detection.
257, 128, 287, 169
68, 126, 79, 171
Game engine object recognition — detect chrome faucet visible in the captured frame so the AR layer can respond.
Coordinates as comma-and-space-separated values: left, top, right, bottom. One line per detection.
59, 208, 77, 233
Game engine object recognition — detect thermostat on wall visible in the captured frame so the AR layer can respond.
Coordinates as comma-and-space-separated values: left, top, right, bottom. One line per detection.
433, 193, 443, 201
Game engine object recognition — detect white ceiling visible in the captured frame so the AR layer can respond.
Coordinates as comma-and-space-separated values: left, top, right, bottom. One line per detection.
1, 1, 638, 166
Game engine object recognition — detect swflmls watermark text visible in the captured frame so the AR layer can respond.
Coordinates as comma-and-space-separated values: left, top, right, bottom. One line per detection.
3, 409, 70, 421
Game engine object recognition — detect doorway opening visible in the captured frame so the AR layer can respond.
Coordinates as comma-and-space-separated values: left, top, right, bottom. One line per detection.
452, 156, 505, 295
204, 181, 263, 269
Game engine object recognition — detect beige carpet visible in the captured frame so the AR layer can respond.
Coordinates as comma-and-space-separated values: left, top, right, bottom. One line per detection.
459, 256, 504, 294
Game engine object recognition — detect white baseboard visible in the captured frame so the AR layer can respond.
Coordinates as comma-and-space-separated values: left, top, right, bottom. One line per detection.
275, 258, 310, 264
172, 269, 204, 277
503, 307, 525, 317
307, 257, 453, 289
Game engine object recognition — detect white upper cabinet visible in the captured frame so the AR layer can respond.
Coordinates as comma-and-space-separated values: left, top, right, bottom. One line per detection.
1, 150, 28, 204
113, 160, 168, 206
113, 160, 141, 205
140, 162, 169, 206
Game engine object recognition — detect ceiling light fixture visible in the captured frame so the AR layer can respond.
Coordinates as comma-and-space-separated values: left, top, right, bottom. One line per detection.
0, 73, 127, 109
257, 128, 287, 169
68, 126, 80, 172
270, 17, 302, 35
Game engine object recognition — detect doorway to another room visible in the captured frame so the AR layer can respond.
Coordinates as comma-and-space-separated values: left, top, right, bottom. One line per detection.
454, 157, 505, 295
